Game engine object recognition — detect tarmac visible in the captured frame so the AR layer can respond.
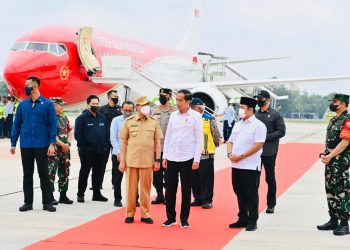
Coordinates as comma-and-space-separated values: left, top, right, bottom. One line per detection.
0, 120, 349, 249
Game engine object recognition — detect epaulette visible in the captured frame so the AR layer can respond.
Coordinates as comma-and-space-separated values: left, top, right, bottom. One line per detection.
125, 115, 135, 121
149, 115, 158, 120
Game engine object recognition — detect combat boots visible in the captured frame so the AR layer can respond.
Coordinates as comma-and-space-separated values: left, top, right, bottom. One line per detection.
59, 192, 73, 204
51, 193, 58, 205
333, 220, 350, 236
317, 217, 339, 231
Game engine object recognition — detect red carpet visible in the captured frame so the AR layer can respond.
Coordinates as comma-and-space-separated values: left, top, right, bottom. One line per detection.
25, 143, 323, 250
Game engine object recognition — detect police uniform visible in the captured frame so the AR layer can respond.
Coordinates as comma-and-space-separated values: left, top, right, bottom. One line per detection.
119, 96, 163, 219
150, 88, 176, 203
317, 93, 350, 235
48, 97, 73, 204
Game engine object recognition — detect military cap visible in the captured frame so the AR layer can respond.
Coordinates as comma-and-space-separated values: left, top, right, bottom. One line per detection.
134, 96, 150, 106
50, 97, 65, 105
159, 88, 172, 96
191, 97, 203, 106
329, 93, 349, 104
240, 96, 257, 108
254, 90, 270, 99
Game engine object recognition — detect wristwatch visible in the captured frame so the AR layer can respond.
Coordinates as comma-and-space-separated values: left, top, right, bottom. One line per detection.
155, 159, 161, 163
240, 154, 245, 159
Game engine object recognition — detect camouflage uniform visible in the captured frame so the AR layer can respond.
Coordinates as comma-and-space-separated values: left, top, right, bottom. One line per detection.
324, 108, 350, 221
48, 113, 72, 193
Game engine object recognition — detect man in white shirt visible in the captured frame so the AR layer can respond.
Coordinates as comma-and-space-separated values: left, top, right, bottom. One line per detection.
227, 97, 267, 231
162, 89, 203, 228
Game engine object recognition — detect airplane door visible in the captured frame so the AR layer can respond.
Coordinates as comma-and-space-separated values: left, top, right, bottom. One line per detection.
77, 27, 101, 75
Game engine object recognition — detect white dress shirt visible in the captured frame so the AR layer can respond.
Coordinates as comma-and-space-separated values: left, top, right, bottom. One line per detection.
110, 115, 125, 156
5, 101, 14, 118
163, 108, 203, 163
228, 115, 267, 171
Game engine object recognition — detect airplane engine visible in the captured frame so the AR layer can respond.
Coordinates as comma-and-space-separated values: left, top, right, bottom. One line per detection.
190, 86, 228, 114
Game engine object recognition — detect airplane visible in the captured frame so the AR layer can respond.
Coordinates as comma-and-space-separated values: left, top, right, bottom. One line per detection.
3, 1, 350, 114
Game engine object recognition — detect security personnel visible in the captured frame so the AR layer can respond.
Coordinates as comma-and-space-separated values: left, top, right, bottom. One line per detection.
190, 98, 220, 209
48, 97, 73, 205
0, 98, 5, 138
119, 96, 163, 224
97, 90, 122, 189
227, 97, 267, 231
317, 93, 350, 236
150, 88, 176, 204
75, 95, 109, 203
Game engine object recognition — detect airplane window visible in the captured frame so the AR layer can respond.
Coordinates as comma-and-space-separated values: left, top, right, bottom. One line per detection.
57, 44, 67, 55
11, 42, 26, 51
27, 42, 48, 52
48, 44, 58, 55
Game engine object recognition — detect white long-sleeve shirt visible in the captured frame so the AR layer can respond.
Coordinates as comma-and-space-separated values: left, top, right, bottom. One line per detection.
163, 108, 203, 163
5, 101, 14, 118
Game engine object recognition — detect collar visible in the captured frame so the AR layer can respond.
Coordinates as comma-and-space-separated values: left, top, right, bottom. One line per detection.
29, 96, 43, 103
177, 108, 193, 116
259, 107, 271, 113
242, 115, 256, 123
135, 114, 148, 121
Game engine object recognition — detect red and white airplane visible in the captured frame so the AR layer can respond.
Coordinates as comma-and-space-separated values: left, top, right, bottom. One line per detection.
3, 2, 350, 113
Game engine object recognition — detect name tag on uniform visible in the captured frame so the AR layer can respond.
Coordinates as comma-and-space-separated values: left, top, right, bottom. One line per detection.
87, 123, 93, 126
99, 123, 105, 126
131, 124, 138, 127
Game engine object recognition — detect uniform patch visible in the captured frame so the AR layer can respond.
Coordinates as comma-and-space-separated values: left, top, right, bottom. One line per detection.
131, 124, 138, 127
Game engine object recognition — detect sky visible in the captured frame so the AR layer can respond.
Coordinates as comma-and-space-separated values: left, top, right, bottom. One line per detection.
0, 0, 349, 96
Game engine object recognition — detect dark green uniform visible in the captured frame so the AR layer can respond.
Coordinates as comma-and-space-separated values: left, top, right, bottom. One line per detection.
48, 114, 72, 192
324, 110, 350, 221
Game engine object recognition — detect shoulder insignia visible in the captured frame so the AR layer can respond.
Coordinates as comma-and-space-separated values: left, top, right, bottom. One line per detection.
345, 119, 350, 129
125, 115, 135, 121
149, 115, 158, 120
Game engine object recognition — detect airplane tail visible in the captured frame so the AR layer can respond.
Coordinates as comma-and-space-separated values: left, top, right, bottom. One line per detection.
175, 0, 201, 53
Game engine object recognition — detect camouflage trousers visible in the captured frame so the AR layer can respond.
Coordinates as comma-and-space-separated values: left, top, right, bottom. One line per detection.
325, 162, 350, 221
48, 150, 71, 193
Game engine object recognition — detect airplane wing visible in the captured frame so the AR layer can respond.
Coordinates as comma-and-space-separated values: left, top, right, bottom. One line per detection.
173, 76, 350, 90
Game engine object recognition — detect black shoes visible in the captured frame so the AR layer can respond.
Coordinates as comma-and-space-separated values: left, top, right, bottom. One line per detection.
43, 204, 56, 212
229, 220, 248, 228
317, 219, 339, 231
114, 200, 123, 207
151, 196, 165, 204
136, 200, 140, 207
162, 219, 177, 227
19, 203, 33, 212
125, 217, 134, 223
202, 203, 213, 209
333, 224, 350, 236
59, 193, 73, 204
266, 207, 275, 214
141, 217, 154, 224
92, 194, 108, 202
77, 196, 85, 203
191, 200, 202, 206
181, 221, 190, 228
51, 198, 59, 206
246, 223, 257, 231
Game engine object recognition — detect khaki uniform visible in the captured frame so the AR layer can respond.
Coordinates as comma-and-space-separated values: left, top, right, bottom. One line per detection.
151, 105, 176, 150
119, 114, 163, 218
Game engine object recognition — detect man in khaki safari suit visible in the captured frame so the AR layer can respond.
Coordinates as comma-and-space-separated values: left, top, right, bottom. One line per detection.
119, 96, 163, 224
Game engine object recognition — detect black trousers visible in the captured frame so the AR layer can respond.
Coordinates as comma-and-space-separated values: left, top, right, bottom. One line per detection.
166, 159, 193, 222
192, 157, 214, 203
259, 155, 277, 207
223, 120, 234, 141
78, 150, 105, 196
20, 147, 51, 205
232, 168, 260, 223
5, 114, 13, 138
98, 145, 111, 188
153, 152, 166, 196
112, 154, 124, 202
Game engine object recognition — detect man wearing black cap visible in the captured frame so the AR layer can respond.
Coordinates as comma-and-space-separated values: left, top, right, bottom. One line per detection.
254, 90, 286, 214
317, 93, 350, 236
150, 88, 176, 204
227, 97, 267, 231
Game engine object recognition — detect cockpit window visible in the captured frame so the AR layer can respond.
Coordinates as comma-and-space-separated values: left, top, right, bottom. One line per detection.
57, 44, 67, 55
11, 42, 27, 51
48, 44, 57, 55
27, 42, 48, 51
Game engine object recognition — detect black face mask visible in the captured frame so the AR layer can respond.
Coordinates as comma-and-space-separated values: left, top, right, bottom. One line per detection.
90, 106, 99, 113
111, 97, 119, 105
329, 103, 339, 112
159, 95, 168, 105
257, 99, 266, 108
25, 86, 33, 96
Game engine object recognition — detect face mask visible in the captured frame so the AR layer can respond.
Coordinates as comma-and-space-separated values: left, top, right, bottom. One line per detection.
90, 106, 99, 113
329, 103, 339, 112
159, 95, 168, 105
140, 105, 150, 115
123, 111, 133, 118
257, 100, 266, 108
25, 86, 33, 96
111, 97, 119, 105
238, 108, 246, 119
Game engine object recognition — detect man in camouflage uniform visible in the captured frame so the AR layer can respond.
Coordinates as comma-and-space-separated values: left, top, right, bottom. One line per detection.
317, 93, 350, 236
48, 97, 73, 205
150, 88, 177, 204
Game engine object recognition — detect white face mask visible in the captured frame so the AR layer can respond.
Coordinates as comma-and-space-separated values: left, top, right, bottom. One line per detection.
140, 105, 150, 115
238, 108, 246, 119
